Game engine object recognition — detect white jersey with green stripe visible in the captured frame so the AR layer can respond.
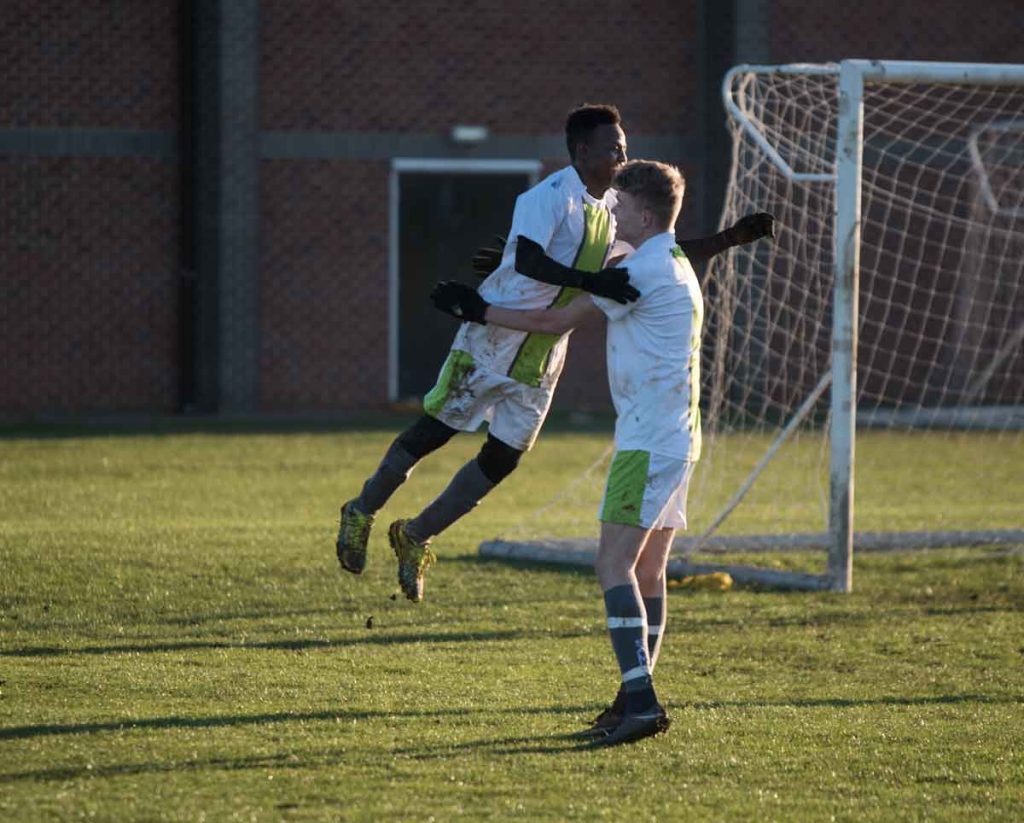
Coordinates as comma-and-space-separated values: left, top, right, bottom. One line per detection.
591, 231, 703, 462
450, 166, 618, 389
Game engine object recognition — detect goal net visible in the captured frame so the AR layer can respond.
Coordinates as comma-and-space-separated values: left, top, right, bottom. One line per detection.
481, 61, 1024, 590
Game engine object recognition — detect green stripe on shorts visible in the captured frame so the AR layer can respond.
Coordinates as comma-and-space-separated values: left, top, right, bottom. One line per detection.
423, 349, 476, 417
601, 450, 651, 527
507, 285, 580, 387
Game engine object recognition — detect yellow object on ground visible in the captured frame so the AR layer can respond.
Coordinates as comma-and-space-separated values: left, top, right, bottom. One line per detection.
667, 571, 734, 591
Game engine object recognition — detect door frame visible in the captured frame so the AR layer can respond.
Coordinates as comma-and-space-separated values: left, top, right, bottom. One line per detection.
388, 158, 543, 400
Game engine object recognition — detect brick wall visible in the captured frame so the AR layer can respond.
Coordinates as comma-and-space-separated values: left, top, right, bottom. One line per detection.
4, 0, 1020, 416
0, 0, 180, 414
259, 159, 389, 410
260, 0, 699, 135
1, 158, 179, 412
0, 1, 179, 128
770, 0, 1023, 64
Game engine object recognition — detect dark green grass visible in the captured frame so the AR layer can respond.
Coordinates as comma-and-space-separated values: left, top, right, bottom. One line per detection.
1, 425, 1021, 821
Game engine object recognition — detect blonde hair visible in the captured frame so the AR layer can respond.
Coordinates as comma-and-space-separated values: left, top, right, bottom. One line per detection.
613, 160, 685, 230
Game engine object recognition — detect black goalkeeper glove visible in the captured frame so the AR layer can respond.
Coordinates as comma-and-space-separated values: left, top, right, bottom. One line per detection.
724, 212, 775, 244
677, 213, 777, 265
514, 235, 639, 304
471, 235, 506, 279
430, 281, 489, 324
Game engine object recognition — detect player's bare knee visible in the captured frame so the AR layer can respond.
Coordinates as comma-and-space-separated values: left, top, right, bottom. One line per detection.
595, 550, 633, 589
635, 561, 664, 592
476, 435, 522, 484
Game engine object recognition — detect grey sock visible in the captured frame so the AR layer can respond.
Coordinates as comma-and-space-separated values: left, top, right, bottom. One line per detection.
643, 596, 665, 670
406, 458, 495, 543
354, 441, 419, 515
603, 584, 653, 695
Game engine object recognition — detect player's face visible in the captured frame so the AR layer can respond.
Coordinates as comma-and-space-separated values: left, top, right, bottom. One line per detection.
612, 190, 646, 246
578, 124, 628, 192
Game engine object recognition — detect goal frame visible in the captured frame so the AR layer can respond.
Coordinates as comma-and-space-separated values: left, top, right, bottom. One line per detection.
819, 60, 1024, 591
716, 59, 1024, 591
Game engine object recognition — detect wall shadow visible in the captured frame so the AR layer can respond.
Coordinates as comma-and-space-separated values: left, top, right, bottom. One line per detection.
0, 629, 526, 659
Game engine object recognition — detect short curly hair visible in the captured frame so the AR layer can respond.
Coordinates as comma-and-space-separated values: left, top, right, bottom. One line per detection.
565, 103, 622, 160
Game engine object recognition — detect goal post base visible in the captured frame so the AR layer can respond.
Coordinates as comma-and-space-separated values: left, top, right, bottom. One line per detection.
478, 538, 834, 591
479, 529, 1024, 591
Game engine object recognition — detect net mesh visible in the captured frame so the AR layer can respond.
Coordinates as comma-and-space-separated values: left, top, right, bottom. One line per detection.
695, 66, 1024, 543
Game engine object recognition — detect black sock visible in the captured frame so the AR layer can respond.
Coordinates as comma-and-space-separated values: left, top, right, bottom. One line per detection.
625, 685, 658, 715
406, 458, 495, 543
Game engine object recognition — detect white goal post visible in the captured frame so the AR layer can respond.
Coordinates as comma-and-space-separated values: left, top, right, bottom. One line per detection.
480, 60, 1024, 591
719, 60, 1024, 591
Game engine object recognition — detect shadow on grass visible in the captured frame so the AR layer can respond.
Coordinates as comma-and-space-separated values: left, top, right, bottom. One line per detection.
388, 692, 1024, 760
158, 606, 338, 627
0, 750, 328, 784
0, 629, 529, 659
394, 732, 599, 759
0, 706, 473, 744
681, 693, 1024, 710
669, 602, 1018, 632
0, 724, 610, 786
0, 703, 605, 781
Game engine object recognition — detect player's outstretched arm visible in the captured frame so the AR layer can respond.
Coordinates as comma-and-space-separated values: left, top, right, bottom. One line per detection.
514, 236, 639, 304
430, 281, 599, 334
677, 212, 775, 266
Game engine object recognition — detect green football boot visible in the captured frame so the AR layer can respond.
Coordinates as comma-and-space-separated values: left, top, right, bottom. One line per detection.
336, 500, 374, 575
388, 519, 436, 603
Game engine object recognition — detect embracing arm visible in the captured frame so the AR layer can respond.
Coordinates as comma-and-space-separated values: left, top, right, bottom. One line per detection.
485, 295, 602, 335
429, 281, 602, 335
678, 213, 775, 266
514, 236, 639, 304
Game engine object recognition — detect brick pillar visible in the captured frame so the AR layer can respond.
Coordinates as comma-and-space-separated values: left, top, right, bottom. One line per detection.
185, 0, 260, 413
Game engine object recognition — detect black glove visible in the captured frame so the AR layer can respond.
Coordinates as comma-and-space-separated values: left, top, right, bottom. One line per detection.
471, 235, 506, 279
430, 281, 489, 324
677, 213, 776, 265
514, 236, 639, 305
725, 212, 775, 244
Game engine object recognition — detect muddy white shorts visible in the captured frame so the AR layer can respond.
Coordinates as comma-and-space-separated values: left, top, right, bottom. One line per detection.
422, 349, 555, 452
599, 449, 697, 530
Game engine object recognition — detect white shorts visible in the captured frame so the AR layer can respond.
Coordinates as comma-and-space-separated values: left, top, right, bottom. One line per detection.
599, 450, 696, 530
422, 349, 555, 452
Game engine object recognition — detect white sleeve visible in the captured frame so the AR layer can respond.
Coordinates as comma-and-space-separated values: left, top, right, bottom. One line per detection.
589, 262, 636, 322
507, 183, 564, 250
590, 294, 633, 322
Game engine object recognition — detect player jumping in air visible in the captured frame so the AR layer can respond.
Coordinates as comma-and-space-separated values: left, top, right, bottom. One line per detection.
431, 159, 713, 746
336, 103, 772, 603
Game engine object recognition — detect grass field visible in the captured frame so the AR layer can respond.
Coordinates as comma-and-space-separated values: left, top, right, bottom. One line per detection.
1, 420, 1022, 821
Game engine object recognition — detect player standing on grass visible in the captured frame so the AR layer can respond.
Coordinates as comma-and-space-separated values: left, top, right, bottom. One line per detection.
336, 103, 771, 605
430, 159, 712, 746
